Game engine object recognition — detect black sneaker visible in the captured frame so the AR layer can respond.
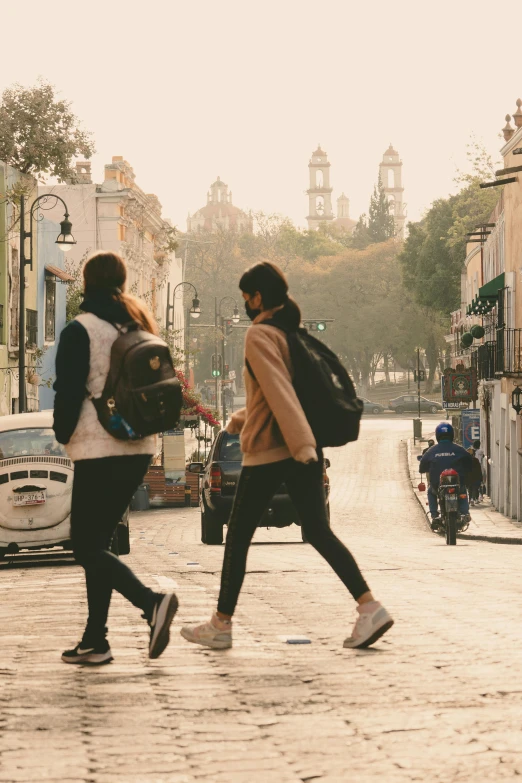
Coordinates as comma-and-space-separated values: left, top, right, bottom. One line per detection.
62, 640, 113, 666
149, 593, 179, 659
430, 517, 442, 531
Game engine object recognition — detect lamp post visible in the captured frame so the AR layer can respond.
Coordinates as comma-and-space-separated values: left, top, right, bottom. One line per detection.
165, 281, 200, 377
18, 193, 75, 413
217, 296, 240, 426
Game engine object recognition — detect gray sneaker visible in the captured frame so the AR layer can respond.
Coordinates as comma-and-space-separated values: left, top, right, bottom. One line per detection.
343, 603, 394, 649
180, 614, 232, 650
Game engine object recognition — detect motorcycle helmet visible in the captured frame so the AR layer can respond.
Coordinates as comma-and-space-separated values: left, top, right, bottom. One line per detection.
435, 422, 454, 442
440, 468, 459, 485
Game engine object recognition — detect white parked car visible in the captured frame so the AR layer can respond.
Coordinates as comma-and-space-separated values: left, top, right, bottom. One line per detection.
0, 411, 130, 560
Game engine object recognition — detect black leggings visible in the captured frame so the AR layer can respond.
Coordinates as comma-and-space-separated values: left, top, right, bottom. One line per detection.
217, 457, 370, 616
71, 454, 157, 645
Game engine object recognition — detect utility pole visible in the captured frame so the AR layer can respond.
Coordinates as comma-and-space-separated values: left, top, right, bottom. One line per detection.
221, 315, 227, 427
214, 297, 219, 413
417, 348, 421, 421
18, 195, 26, 413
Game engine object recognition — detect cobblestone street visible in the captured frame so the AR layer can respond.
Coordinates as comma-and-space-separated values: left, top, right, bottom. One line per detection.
2, 418, 522, 782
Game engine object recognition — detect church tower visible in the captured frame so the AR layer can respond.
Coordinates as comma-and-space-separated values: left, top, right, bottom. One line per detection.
306, 145, 334, 230
379, 144, 406, 238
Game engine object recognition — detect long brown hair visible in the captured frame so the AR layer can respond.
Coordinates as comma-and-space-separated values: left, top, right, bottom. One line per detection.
83, 251, 158, 335
239, 261, 301, 329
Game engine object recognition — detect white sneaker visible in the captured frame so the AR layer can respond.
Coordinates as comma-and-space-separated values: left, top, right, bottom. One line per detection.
180, 613, 232, 650
343, 603, 394, 649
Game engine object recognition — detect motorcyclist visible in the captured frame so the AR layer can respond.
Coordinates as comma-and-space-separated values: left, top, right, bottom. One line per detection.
418, 422, 473, 531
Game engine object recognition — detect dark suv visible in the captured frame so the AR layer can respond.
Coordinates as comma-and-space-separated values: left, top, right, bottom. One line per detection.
189, 431, 330, 545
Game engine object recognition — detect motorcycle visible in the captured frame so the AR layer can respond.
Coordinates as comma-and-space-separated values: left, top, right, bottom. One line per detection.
437, 468, 469, 545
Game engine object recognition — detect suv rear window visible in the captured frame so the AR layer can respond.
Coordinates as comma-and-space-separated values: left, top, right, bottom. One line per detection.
218, 433, 242, 462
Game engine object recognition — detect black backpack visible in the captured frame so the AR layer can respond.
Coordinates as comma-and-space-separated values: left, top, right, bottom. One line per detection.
88, 322, 183, 441
248, 319, 363, 448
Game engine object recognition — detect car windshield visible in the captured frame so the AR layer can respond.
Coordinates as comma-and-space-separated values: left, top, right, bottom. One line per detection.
218, 433, 242, 462
0, 428, 67, 460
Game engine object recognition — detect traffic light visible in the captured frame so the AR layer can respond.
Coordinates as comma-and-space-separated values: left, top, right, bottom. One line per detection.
212, 354, 223, 377
224, 364, 230, 379
307, 321, 327, 332
414, 369, 426, 382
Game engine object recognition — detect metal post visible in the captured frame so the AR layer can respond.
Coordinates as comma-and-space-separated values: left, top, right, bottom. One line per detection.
19, 195, 26, 413
214, 297, 219, 416
185, 306, 190, 379
221, 315, 227, 427
165, 282, 171, 329
417, 348, 421, 421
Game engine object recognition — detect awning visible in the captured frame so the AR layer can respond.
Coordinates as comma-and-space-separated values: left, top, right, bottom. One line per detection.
45, 264, 74, 282
478, 272, 505, 300
467, 273, 505, 316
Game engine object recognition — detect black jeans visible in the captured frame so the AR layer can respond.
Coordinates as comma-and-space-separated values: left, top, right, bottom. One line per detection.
71, 455, 156, 645
217, 457, 370, 616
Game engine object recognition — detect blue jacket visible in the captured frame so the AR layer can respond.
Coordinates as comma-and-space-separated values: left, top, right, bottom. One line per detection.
419, 440, 473, 489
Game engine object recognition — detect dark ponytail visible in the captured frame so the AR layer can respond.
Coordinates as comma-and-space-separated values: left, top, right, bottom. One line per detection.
239, 261, 301, 330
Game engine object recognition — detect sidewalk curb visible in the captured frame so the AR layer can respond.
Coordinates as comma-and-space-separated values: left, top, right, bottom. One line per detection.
406, 439, 522, 546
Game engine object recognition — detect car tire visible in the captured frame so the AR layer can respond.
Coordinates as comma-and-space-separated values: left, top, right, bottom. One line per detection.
372, 407, 381, 415
430, 405, 438, 414
0, 547, 7, 561
395, 406, 404, 414
202, 509, 224, 545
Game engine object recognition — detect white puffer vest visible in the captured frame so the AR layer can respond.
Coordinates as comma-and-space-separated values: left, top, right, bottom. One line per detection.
65, 313, 155, 462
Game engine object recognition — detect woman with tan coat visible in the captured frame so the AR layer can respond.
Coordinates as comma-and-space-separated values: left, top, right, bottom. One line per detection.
181, 262, 393, 650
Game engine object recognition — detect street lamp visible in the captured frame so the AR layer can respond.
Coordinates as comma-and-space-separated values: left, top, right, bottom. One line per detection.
18, 193, 76, 412
512, 386, 522, 415
165, 281, 201, 377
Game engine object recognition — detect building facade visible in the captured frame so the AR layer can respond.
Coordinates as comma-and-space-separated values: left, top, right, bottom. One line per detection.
449, 100, 522, 520
187, 178, 252, 234
0, 165, 43, 414
379, 144, 406, 238
40, 158, 183, 341
306, 146, 334, 230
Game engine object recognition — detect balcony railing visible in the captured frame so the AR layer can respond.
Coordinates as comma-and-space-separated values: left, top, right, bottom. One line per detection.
495, 328, 522, 375
474, 341, 497, 381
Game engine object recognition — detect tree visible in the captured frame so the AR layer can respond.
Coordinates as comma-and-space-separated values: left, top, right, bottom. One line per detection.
399, 138, 500, 316
351, 214, 371, 249
286, 240, 428, 393
0, 79, 95, 182
368, 175, 396, 243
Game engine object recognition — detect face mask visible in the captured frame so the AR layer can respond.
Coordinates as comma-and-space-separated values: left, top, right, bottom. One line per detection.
245, 301, 261, 321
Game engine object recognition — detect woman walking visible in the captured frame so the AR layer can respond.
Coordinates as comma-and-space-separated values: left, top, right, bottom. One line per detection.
181, 262, 393, 650
53, 252, 178, 665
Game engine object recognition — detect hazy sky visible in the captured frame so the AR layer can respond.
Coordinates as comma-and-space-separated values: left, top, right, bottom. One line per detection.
2, 0, 521, 232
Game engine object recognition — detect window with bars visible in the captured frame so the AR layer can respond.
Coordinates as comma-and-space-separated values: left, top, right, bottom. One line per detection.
45, 276, 56, 342
26, 309, 37, 348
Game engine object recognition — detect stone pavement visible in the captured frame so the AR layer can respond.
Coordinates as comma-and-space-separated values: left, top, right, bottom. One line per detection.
408, 435, 522, 543
2, 419, 522, 782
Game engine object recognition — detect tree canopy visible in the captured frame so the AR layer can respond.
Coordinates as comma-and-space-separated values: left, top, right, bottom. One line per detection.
0, 79, 95, 182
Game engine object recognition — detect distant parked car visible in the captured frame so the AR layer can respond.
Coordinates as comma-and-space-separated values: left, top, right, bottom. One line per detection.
360, 397, 385, 415
188, 431, 331, 545
389, 395, 443, 414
